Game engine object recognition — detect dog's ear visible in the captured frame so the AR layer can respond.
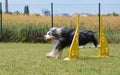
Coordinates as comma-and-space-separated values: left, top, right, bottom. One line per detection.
52, 29, 57, 33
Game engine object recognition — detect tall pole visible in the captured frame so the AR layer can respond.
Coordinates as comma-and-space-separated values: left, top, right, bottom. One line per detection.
5, 0, 8, 13
98, 3, 101, 44
51, 2, 53, 27
0, 3, 2, 42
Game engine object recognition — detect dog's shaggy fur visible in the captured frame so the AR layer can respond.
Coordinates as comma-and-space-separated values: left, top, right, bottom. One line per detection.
44, 27, 98, 59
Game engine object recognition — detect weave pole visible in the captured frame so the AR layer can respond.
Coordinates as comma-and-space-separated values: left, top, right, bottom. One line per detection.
98, 16, 109, 57
64, 14, 80, 60
51, 2, 53, 27
0, 3, 2, 42
98, 3, 109, 58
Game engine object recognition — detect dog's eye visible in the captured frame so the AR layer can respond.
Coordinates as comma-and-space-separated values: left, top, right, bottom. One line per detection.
48, 33, 50, 35
47, 32, 51, 35
52, 29, 56, 33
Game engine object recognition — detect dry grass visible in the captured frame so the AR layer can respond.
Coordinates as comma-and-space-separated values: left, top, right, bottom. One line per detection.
2, 14, 120, 43
3, 14, 51, 26
2, 14, 120, 31
103, 16, 120, 31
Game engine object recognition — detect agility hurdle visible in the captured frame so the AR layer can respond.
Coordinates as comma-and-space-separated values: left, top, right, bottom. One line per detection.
64, 14, 109, 60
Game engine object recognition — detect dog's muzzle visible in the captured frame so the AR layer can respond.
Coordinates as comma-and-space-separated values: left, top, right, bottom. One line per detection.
44, 34, 56, 43
44, 34, 53, 40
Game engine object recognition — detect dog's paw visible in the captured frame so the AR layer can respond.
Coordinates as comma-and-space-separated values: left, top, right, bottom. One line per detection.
46, 52, 55, 58
55, 56, 61, 59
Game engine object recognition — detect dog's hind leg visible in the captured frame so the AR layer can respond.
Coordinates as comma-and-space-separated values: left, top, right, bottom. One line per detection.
91, 36, 98, 47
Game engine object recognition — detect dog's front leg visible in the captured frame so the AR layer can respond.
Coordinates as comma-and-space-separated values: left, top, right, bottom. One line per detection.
46, 42, 63, 59
46, 42, 60, 58
46, 50, 62, 59
55, 50, 63, 59
46, 49, 58, 58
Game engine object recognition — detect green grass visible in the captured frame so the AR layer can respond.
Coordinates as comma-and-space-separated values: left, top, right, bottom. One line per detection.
0, 43, 120, 75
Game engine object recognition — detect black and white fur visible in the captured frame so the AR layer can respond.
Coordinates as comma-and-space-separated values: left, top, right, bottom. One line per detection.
44, 27, 98, 59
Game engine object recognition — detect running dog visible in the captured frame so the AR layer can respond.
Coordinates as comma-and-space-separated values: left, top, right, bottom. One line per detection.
44, 27, 98, 59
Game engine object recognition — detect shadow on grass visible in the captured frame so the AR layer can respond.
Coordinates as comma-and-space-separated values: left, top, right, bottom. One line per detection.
79, 56, 106, 60
63, 55, 114, 61
78, 55, 116, 60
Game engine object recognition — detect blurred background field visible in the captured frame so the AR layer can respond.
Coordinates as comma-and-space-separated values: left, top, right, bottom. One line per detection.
2, 14, 120, 43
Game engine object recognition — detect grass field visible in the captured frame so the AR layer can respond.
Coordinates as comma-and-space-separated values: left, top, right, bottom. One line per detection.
0, 43, 120, 75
